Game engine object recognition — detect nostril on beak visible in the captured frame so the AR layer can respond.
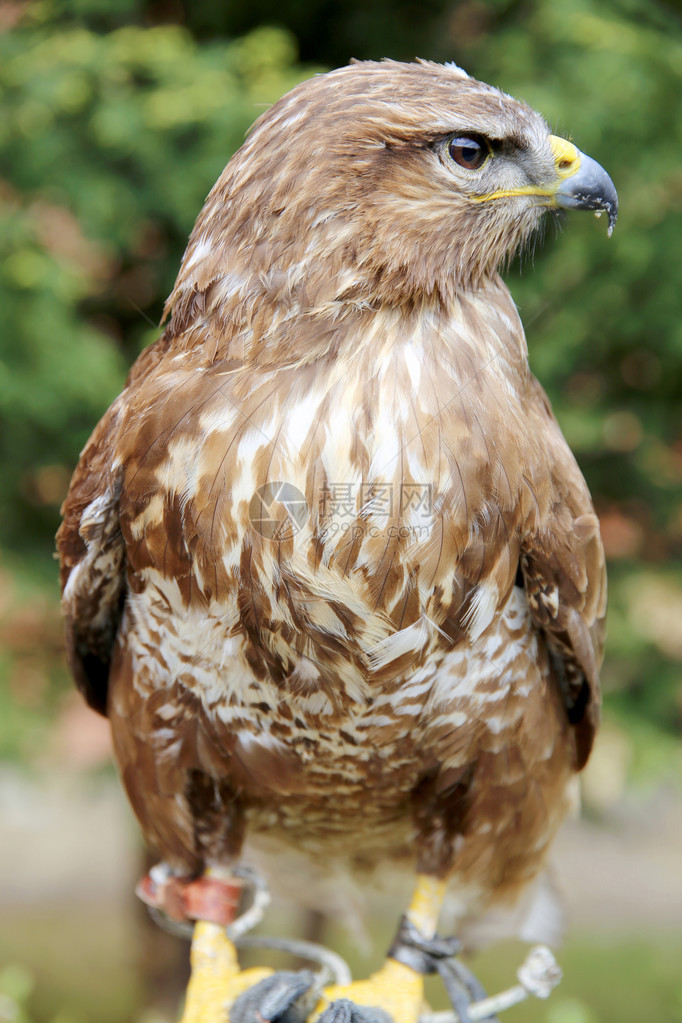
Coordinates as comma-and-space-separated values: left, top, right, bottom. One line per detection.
549, 135, 582, 180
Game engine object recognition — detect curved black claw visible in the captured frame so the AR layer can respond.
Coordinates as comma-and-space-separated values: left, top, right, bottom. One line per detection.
317, 999, 392, 1023
230, 970, 317, 1023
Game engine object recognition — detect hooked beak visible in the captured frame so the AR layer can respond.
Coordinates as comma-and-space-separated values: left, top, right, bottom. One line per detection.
550, 135, 618, 236
470, 134, 618, 236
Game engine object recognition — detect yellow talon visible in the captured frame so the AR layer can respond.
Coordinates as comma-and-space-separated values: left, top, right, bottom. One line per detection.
180, 874, 447, 1023
311, 874, 447, 1023
317, 958, 424, 1023
179, 920, 272, 1023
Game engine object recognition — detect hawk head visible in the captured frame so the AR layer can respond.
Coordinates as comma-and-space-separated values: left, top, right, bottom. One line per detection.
168, 59, 617, 328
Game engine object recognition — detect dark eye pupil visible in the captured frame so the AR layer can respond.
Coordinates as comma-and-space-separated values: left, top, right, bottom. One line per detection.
448, 135, 486, 170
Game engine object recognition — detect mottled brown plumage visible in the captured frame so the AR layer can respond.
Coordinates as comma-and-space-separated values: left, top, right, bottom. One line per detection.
58, 59, 611, 950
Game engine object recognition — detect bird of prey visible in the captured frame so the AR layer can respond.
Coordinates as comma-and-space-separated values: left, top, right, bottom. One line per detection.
58, 59, 616, 1023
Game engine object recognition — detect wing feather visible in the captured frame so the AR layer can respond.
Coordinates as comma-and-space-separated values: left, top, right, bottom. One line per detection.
520, 380, 607, 769
57, 333, 172, 714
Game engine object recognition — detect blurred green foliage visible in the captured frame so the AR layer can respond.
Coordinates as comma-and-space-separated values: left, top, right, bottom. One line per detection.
0, 3, 314, 555
0, 0, 680, 771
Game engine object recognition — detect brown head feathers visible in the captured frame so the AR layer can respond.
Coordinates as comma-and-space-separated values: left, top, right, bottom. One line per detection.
166, 60, 557, 346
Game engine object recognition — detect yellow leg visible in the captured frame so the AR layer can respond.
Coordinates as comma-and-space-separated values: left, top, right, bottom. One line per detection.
404, 874, 447, 939
314, 874, 447, 1023
179, 920, 273, 1023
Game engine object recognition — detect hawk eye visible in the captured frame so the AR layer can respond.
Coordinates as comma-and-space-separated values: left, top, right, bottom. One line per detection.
448, 134, 488, 170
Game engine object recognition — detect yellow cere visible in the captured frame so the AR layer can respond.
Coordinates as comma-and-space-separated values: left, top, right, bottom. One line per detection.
548, 135, 581, 180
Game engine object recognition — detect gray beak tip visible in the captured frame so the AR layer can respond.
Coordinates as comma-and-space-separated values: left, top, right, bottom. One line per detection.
555, 150, 618, 237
